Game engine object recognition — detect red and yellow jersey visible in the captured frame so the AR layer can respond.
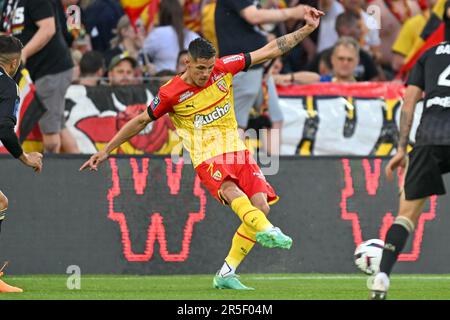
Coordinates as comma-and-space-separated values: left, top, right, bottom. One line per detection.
147, 53, 251, 167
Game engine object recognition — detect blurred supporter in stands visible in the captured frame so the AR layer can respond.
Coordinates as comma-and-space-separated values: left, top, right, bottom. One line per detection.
369, 0, 421, 69
108, 52, 138, 86
149, 69, 177, 93
272, 57, 321, 85
183, 0, 203, 34
79, 50, 105, 86
71, 49, 83, 83
143, 0, 200, 73
278, 0, 319, 73
84, 0, 124, 52
316, 0, 344, 53
340, 0, 382, 63
200, 0, 219, 52
176, 49, 189, 73
104, 15, 152, 73
327, 36, 360, 83
307, 11, 379, 81
1, 0, 78, 153
391, 0, 437, 73
300, 36, 363, 84
215, 0, 316, 141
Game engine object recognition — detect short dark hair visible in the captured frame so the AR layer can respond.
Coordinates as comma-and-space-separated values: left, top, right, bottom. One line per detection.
188, 38, 216, 60
177, 49, 188, 61
80, 51, 105, 76
0, 35, 23, 56
335, 11, 359, 32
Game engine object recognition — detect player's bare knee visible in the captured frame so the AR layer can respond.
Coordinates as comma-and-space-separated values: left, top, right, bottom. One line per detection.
253, 200, 270, 215
44, 141, 61, 153
220, 181, 244, 204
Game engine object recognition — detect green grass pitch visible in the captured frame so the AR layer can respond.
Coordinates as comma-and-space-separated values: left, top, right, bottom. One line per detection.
1, 274, 450, 300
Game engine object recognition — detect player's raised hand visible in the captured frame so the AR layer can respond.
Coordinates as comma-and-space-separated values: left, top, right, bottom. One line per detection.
19, 152, 43, 173
303, 6, 324, 30
79, 151, 109, 172
385, 150, 407, 181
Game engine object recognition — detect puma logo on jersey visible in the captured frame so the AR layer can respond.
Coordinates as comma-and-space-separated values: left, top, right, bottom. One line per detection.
193, 103, 230, 128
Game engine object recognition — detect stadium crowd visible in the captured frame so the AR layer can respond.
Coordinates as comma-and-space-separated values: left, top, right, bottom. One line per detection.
0, 0, 448, 154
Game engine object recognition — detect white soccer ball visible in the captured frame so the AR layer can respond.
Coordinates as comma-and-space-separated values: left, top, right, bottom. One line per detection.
354, 239, 385, 275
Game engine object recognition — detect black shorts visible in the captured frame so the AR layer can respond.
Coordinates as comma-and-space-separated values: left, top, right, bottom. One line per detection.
404, 146, 450, 200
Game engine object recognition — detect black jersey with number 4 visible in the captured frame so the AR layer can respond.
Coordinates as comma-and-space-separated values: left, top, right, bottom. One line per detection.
407, 41, 450, 146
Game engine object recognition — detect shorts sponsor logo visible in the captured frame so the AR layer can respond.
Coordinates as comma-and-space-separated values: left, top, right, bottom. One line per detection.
193, 103, 230, 128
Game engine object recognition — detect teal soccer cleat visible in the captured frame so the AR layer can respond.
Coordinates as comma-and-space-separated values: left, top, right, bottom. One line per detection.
255, 227, 293, 249
213, 274, 254, 290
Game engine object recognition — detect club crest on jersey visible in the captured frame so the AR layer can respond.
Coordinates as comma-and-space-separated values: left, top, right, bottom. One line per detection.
212, 169, 222, 181
216, 79, 228, 93
193, 103, 230, 128
151, 96, 160, 110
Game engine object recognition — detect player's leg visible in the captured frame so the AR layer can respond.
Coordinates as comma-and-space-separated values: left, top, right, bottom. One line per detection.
0, 191, 23, 293
220, 180, 274, 233
213, 181, 261, 290
370, 193, 427, 300
218, 192, 270, 280
214, 186, 279, 290
370, 146, 444, 299
36, 69, 73, 153
0, 190, 8, 234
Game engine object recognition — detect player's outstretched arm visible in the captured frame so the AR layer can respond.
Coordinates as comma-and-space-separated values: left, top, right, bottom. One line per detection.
385, 85, 423, 180
79, 110, 153, 171
249, 6, 323, 66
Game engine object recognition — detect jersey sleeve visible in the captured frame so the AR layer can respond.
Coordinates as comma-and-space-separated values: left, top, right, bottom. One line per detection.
28, 0, 55, 22
0, 79, 19, 123
0, 77, 22, 158
0, 118, 23, 158
219, 53, 251, 75
406, 52, 426, 90
147, 88, 173, 120
226, 0, 255, 13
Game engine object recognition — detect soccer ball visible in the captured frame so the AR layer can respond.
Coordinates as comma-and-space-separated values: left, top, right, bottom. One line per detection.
354, 239, 385, 275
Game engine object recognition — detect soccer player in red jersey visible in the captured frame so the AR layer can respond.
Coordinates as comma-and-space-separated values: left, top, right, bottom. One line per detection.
81, 7, 323, 290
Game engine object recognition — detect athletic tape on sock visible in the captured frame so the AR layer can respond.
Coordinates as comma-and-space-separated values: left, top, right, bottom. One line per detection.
0, 208, 6, 221
394, 216, 415, 234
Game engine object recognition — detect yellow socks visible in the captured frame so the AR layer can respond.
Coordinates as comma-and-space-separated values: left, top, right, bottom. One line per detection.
219, 196, 273, 276
223, 223, 256, 272
230, 195, 273, 232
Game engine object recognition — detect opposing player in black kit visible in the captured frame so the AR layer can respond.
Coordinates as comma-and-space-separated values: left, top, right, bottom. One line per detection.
0, 35, 42, 293
369, 1, 450, 300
